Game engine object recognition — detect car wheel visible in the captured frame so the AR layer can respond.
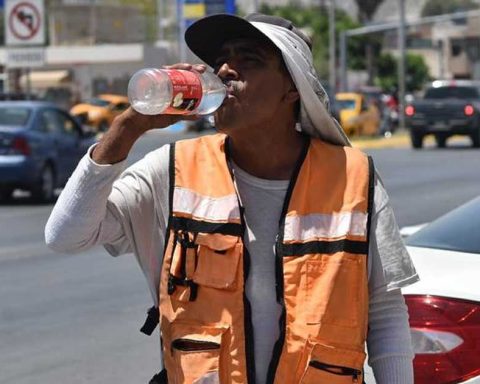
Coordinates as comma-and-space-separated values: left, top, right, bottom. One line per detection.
435, 135, 447, 148
0, 187, 14, 201
471, 129, 480, 148
410, 131, 424, 149
31, 165, 55, 203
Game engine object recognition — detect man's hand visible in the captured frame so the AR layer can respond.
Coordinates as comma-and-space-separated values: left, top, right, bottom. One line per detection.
91, 63, 207, 164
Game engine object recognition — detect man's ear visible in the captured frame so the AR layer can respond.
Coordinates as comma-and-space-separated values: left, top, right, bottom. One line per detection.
284, 84, 300, 104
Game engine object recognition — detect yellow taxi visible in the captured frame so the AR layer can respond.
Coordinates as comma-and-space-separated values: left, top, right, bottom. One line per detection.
70, 94, 130, 132
335, 92, 380, 136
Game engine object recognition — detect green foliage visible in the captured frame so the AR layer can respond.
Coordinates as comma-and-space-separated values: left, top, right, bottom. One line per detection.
375, 52, 431, 92
421, 0, 478, 17
259, 4, 368, 78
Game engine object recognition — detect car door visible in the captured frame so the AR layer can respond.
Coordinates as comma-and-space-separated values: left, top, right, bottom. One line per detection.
38, 108, 81, 184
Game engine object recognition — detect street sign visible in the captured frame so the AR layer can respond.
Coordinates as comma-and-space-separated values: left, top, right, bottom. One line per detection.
5, 0, 45, 46
6, 47, 45, 68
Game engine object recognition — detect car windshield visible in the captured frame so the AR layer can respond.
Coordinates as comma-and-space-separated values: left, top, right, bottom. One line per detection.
424, 86, 480, 99
86, 98, 111, 107
0, 107, 31, 126
336, 99, 356, 110
406, 196, 480, 254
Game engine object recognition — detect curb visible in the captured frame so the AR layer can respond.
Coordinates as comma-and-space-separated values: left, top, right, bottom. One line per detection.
351, 133, 410, 149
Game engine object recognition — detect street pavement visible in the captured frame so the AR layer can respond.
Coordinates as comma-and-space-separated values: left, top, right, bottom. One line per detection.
1, 128, 480, 383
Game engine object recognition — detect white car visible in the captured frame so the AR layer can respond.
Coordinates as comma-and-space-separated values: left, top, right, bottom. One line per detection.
401, 196, 480, 384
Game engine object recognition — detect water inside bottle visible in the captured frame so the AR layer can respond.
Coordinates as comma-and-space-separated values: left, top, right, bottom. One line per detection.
128, 68, 171, 115
196, 87, 226, 115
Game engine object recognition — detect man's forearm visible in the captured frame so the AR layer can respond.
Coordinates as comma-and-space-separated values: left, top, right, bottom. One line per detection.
92, 108, 151, 164
45, 146, 126, 253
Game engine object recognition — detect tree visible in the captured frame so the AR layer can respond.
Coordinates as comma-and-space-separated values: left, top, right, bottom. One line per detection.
375, 52, 430, 92
421, 0, 478, 17
259, 4, 366, 80
352, 0, 386, 85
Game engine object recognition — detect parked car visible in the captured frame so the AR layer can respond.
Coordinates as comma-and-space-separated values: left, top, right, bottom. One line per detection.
405, 80, 480, 148
335, 92, 380, 136
70, 94, 129, 132
0, 101, 97, 202
401, 197, 480, 384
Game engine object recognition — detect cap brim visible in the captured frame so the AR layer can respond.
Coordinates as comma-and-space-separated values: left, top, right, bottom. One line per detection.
185, 14, 272, 68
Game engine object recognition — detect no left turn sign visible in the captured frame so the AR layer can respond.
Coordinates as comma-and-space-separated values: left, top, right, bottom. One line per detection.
5, 0, 45, 46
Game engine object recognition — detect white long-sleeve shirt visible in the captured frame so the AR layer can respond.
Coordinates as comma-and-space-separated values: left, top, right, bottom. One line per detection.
45, 142, 419, 384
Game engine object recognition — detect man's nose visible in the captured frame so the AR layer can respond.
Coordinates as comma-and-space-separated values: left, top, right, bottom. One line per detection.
216, 62, 239, 81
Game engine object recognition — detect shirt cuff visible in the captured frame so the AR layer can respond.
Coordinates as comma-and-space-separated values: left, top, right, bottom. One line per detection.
86, 143, 128, 169
370, 356, 414, 384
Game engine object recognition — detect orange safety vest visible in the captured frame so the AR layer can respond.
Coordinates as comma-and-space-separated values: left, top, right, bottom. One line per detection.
159, 133, 374, 384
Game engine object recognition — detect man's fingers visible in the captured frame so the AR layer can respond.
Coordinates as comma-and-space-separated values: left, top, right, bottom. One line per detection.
192, 64, 207, 73
163, 63, 193, 70
163, 63, 207, 73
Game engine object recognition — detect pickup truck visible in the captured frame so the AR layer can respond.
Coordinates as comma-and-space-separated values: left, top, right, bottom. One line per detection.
405, 80, 480, 148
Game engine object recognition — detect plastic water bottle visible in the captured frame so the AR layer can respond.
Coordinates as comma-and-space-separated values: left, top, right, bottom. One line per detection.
128, 68, 226, 116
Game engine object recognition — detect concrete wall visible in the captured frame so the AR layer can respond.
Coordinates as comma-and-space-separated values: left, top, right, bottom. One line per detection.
48, 4, 147, 45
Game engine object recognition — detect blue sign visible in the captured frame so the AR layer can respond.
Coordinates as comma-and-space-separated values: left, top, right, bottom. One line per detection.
204, 0, 235, 15
179, 0, 237, 36
179, 0, 236, 28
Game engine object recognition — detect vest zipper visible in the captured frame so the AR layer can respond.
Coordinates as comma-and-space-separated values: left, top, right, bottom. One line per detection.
309, 360, 361, 383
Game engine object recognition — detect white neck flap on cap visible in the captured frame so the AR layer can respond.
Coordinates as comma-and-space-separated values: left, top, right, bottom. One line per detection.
251, 21, 350, 147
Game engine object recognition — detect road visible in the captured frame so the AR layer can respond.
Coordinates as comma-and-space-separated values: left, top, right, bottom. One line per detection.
1, 130, 480, 383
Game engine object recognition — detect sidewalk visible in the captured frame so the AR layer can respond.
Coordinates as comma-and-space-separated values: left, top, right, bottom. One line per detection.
351, 131, 410, 149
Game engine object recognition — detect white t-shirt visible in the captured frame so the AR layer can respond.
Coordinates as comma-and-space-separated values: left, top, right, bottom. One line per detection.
45, 141, 419, 384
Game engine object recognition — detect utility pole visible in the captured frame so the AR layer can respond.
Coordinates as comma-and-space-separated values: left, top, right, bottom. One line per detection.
157, 0, 164, 41
177, 0, 186, 61
339, 31, 347, 91
89, 0, 97, 45
329, 0, 336, 95
398, 0, 406, 130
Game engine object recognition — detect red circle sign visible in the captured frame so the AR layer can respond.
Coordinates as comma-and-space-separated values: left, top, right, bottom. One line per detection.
9, 2, 41, 41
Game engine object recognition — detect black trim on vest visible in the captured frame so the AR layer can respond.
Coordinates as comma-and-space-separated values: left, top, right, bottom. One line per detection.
141, 143, 177, 339
225, 137, 257, 384
168, 143, 175, 215
266, 136, 310, 384
366, 156, 375, 254
279, 239, 369, 256
170, 216, 243, 236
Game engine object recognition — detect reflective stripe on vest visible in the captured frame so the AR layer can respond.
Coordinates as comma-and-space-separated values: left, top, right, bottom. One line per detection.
159, 133, 373, 384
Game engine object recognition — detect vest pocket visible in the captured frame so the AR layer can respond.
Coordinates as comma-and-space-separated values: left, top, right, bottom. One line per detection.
300, 342, 365, 384
193, 233, 241, 290
305, 254, 364, 327
169, 323, 229, 384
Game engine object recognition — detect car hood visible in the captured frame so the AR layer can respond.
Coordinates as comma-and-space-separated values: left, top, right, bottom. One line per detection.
70, 104, 106, 115
402, 246, 480, 302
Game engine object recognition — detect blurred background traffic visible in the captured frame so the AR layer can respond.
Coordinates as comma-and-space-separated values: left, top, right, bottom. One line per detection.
1, 1, 480, 384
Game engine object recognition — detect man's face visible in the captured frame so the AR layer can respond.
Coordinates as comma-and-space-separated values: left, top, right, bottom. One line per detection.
213, 38, 296, 134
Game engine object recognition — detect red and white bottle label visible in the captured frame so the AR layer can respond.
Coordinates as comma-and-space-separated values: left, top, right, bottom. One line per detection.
164, 69, 203, 115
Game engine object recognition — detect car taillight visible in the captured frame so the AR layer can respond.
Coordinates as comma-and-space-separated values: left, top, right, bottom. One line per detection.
405, 105, 415, 116
12, 137, 31, 155
464, 105, 475, 116
405, 295, 480, 384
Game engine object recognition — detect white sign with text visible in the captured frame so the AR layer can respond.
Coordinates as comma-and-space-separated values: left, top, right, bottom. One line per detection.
7, 47, 45, 68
